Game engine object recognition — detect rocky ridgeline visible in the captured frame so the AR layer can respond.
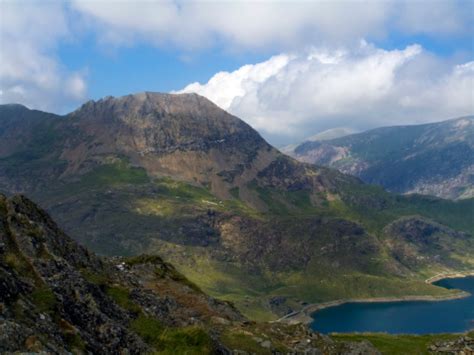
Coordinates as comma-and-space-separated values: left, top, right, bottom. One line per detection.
0, 193, 380, 354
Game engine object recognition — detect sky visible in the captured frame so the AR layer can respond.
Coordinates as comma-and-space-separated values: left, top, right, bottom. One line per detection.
0, 0, 473, 145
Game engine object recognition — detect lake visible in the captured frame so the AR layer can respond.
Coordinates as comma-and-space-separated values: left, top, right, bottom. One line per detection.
310, 276, 474, 334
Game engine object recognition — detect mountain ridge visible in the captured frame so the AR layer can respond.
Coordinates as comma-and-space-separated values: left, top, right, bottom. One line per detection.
0, 93, 473, 321
286, 116, 474, 200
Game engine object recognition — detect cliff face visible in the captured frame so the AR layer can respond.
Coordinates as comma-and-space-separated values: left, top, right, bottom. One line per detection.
0, 194, 381, 354
286, 117, 474, 200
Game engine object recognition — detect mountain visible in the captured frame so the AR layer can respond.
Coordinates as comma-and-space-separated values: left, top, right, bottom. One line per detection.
305, 127, 359, 142
0, 93, 473, 321
285, 117, 474, 200
1, 193, 380, 354
280, 127, 357, 155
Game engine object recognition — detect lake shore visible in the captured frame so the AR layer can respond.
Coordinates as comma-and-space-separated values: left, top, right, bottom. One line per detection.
424, 271, 474, 284
277, 271, 474, 325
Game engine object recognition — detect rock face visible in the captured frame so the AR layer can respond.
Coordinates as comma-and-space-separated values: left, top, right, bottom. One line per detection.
0, 193, 382, 354
286, 117, 474, 200
0, 93, 473, 321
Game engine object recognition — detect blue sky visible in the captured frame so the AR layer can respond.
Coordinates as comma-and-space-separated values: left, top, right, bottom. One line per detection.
1, 0, 473, 145
60, 32, 472, 99
58, 41, 270, 102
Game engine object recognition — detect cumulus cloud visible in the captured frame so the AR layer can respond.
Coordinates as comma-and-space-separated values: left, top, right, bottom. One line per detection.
180, 54, 292, 109
1, 0, 472, 118
71, 0, 388, 49
70, 0, 471, 51
0, 1, 87, 112
178, 42, 474, 144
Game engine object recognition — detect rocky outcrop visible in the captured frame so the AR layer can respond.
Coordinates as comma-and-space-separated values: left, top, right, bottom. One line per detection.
429, 335, 474, 354
0, 194, 243, 353
0, 193, 382, 354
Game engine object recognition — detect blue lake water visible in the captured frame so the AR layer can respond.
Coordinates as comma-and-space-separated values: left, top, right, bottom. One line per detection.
310, 276, 474, 334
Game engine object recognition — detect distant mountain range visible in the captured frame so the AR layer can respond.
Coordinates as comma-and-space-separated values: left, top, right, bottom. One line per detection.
280, 127, 358, 156
0, 93, 473, 321
284, 117, 474, 200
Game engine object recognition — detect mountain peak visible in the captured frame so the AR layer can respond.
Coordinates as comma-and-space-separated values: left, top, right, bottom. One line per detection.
0, 103, 29, 109
73, 91, 222, 118
67, 90, 268, 157
0, 103, 31, 116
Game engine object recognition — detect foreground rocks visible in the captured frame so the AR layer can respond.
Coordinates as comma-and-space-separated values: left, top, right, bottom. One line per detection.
0, 194, 380, 354
429, 335, 474, 354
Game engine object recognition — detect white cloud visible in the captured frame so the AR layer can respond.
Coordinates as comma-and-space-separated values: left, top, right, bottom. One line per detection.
71, 0, 389, 49
0, 1, 87, 112
70, 0, 471, 50
178, 54, 291, 109
1, 0, 472, 119
177, 42, 474, 143
395, 0, 471, 35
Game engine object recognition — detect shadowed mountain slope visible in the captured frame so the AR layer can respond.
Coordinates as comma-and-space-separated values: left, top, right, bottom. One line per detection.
286, 117, 474, 200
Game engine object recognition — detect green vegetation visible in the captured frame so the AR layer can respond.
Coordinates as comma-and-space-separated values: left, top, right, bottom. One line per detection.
255, 185, 315, 215
331, 332, 469, 355
106, 286, 141, 313
327, 182, 474, 235
30, 287, 57, 313
80, 269, 109, 286
29, 152, 473, 322
130, 314, 165, 345
220, 323, 293, 354
221, 331, 268, 354
247, 179, 473, 238
38, 169, 474, 321
174, 247, 460, 322
63, 332, 86, 352
399, 195, 474, 235
154, 177, 218, 201
123, 177, 261, 222
76, 161, 149, 189
131, 315, 212, 354
157, 327, 213, 355
59, 319, 87, 352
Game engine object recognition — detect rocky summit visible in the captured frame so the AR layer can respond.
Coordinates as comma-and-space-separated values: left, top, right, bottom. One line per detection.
0, 193, 383, 354
285, 117, 474, 200
0, 93, 473, 321
0, 92, 348, 203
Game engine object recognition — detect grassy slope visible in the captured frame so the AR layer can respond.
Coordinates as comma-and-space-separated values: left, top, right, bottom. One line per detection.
332, 331, 474, 355
35, 161, 474, 321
